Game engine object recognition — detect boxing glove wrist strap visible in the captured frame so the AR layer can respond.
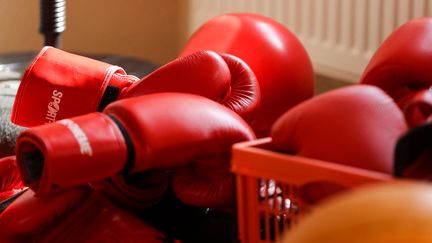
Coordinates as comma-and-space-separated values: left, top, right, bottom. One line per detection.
106, 114, 135, 173
98, 86, 121, 111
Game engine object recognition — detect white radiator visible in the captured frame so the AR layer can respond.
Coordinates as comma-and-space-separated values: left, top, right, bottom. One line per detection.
185, 0, 432, 82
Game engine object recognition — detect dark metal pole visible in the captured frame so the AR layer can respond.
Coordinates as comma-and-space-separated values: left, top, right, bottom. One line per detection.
39, 0, 66, 47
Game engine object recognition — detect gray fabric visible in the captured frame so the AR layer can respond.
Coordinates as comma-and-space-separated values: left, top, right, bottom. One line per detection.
0, 82, 25, 157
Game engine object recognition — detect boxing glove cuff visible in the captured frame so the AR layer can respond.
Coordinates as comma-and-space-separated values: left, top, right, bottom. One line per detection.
11, 46, 139, 127
16, 113, 131, 195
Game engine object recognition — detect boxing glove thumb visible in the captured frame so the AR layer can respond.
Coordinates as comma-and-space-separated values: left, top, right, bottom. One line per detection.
360, 18, 432, 127
400, 89, 432, 127
121, 51, 260, 124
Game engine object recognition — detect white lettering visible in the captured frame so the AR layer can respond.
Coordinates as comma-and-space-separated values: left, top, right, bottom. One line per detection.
59, 119, 93, 156
45, 90, 63, 124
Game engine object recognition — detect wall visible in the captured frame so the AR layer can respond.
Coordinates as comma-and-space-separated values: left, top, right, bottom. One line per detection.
0, 0, 183, 64
182, 0, 432, 82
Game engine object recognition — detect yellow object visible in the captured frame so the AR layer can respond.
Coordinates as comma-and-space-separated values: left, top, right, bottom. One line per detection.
282, 181, 432, 243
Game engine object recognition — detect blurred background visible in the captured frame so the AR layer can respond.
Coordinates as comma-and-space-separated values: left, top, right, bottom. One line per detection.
1, 0, 432, 90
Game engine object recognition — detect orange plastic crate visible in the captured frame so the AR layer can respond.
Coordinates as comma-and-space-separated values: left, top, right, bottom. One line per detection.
231, 138, 393, 243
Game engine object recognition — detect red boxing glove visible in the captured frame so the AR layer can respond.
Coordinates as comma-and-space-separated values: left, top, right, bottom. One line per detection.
271, 85, 407, 172
0, 187, 176, 242
11, 47, 259, 127
0, 156, 25, 202
16, 93, 255, 208
271, 85, 407, 202
180, 13, 315, 137
360, 17, 432, 127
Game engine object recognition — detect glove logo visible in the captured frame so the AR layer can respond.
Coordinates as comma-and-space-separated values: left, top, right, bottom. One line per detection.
58, 119, 93, 156
46, 90, 63, 124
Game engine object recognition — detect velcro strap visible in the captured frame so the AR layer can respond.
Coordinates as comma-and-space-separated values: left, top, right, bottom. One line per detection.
107, 115, 135, 172
98, 85, 120, 111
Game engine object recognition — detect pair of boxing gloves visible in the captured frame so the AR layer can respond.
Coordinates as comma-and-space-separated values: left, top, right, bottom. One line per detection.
0, 92, 255, 242
269, 17, 432, 202
271, 18, 432, 180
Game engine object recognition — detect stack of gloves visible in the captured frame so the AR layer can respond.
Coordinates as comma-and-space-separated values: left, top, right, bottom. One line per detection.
1, 13, 432, 243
